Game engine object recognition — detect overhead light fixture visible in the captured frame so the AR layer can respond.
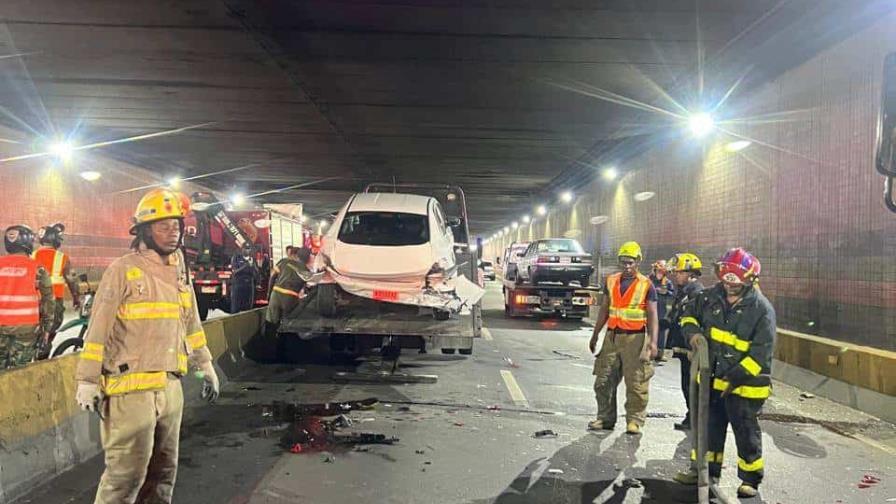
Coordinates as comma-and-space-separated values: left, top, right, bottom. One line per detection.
560, 191, 574, 203
79, 171, 101, 182
299, 215, 307, 223
725, 140, 752, 152
167, 177, 182, 189
503, 226, 510, 233
688, 112, 715, 138
511, 221, 519, 229
231, 193, 245, 206
522, 215, 531, 224
319, 220, 328, 228
602, 167, 618, 181
536, 205, 547, 216
48, 140, 75, 163
634, 191, 656, 202
590, 215, 609, 225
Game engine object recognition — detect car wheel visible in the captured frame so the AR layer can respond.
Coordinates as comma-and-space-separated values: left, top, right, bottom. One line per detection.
317, 283, 338, 318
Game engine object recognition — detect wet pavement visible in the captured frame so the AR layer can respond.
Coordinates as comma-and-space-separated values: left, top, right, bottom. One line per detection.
17, 283, 896, 503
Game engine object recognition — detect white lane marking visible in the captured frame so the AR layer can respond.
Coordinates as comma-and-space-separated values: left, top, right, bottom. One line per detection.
570, 363, 593, 369
500, 370, 530, 407
481, 327, 493, 341
852, 433, 896, 455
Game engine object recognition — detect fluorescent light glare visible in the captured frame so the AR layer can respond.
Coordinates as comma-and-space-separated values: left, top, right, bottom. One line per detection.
536, 205, 547, 216
167, 177, 182, 189
511, 221, 519, 229
634, 191, 656, 202
79, 171, 101, 182
602, 167, 618, 181
48, 140, 75, 162
522, 215, 531, 224
590, 215, 610, 225
560, 191, 573, 203
725, 140, 752, 152
231, 193, 245, 206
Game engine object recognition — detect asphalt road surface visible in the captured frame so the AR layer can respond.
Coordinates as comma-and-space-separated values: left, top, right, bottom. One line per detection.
19, 283, 896, 503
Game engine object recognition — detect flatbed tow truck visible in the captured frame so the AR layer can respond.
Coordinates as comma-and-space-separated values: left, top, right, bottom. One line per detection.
499, 245, 597, 319
277, 184, 482, 382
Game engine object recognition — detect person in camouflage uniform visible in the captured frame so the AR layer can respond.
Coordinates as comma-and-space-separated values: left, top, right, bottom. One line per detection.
0, 225, 54, 369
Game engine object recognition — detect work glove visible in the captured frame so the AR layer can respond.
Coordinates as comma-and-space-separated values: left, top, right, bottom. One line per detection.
197, 361, 220, 403
76, 381, 104, 419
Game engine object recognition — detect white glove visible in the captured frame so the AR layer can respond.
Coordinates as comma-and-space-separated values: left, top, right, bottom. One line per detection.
197, 361, 220, 403
76, 381, 104, 418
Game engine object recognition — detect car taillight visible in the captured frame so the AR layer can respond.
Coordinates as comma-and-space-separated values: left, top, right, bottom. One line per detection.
538, 256, 559, 263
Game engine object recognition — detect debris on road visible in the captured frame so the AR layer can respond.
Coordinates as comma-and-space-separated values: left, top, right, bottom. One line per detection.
622, 478, 643, 489
548, 469, 564, 475
453, 421, 465, 427
800, 392, 816, 399
334, 432, 399, 445
533, 429, 558, 439
322, 452, 336, 463
487, 405, 501, 411
552, 350, 580, 359
333, 414, 353, 428
646, 412, 679, 419
270, 398, 379, 420
415, 449, 425, 455
290, 443, 303, 454
242, 386, 263, 391
503, 356, 520, 368
858, 474, 881, 489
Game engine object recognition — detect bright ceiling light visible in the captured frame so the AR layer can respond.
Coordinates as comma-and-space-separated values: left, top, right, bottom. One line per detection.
48, 140, 75, 162
503, 226, 510, 233
511, 221, 519, 229
319, 220, 328, 228
79, 171, 101, 182
536, 205, 547, 216
560, 191, 574, 203
299, 215, 307, 223
634, 191, 656, 202
602, 167, 618, 181
688, 112, 715, 138
167, 177, 182, 189
522, 215, 531, 224
725, 140, 752, 152
231, 193, 245, 206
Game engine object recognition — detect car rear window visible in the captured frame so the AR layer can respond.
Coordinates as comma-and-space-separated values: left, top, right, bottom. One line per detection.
481, 261, 493, 267
536, 239, 584, 253
338, 212, 429, 246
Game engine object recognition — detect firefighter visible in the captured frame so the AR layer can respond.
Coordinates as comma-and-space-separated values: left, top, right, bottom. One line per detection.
33, 222, 81, 357
230, 242, 258, 313
266, 246, 312, 328
650, 259, 675, 363
588, 241, 659, 435
673, 248, 775, 499
75, 188, 219, 504
0, 225, 54, 369
664, 252, 704, 431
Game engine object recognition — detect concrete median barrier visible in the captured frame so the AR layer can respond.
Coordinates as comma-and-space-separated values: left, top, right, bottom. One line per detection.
0, 308, 266, 503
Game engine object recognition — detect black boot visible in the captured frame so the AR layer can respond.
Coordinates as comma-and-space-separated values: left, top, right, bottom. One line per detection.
674, 413, 691, 431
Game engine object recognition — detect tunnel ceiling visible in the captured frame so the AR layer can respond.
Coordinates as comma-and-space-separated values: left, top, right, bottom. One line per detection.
0, 0, 892, 232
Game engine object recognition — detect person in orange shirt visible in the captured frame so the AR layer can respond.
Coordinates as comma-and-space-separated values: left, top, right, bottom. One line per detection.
33, 223, 81, 356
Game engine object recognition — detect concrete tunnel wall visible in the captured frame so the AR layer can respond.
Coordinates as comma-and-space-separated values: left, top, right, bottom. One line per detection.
485, 11, 896, 353
0, 308, 266, 503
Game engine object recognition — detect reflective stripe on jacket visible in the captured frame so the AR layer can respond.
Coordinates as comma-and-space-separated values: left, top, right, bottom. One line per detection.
681, 283, 776, 399
33, 247, 68, 299
0, 255, 41, 325
76, 247, 212, 395
606, 272, 650, 331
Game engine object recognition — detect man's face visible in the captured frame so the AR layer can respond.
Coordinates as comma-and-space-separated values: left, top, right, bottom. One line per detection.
619, 257, 638, 277
672, 270, 691, 287
149, 219, 181, 255
722, 280, 745, 297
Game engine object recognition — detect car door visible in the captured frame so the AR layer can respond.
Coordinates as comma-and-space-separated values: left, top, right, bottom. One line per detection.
519, 242, 536, 279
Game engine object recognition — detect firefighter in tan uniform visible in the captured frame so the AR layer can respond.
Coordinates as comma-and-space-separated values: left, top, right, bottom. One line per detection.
75, 188, 220, 504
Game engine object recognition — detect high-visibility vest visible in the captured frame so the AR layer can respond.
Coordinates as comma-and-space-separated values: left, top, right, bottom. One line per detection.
33, 247, 67, 299
0, 255, 40, 326
606, 272, 650, 331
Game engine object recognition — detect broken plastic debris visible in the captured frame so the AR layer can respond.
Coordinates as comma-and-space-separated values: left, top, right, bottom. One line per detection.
800, 392, 816, 399
332, 414, 353, 428
290, 443, 303, 454
415, 449, 426, 455
534, 429, 558, 439
453, 421, 465, 427
322, 452, 335, 463
552, 350, 580, 359
487, 405, 501, 411
622, 478, 643, 489
503, 357, 520, 368
242, 386, 262, 391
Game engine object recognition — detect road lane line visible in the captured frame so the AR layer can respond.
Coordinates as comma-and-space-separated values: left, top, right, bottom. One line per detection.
570, 363, 593, 369
481, 327, 493, 340
500, 370, 529, 407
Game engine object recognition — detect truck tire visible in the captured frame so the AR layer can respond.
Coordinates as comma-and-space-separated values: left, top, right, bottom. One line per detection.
197, 296, 210, 321
317, 283, 338, 318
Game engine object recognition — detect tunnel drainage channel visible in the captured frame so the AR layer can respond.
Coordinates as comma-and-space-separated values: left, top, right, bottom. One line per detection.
759, 413, 869, 438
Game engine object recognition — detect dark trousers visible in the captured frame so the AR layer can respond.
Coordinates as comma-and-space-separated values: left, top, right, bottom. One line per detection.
678, 355, 691, 419
705, 391, 765, 486
231, 277, 256, 313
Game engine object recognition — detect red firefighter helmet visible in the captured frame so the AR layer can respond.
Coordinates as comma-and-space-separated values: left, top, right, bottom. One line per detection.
715, 248, 761, 285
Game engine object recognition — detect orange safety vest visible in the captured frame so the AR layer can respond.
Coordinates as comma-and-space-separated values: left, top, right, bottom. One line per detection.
33, 247, 67, 299
0, 255, 40, 326
606, 272, 650, 331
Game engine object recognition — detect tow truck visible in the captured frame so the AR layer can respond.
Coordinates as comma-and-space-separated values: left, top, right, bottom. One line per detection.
278, 184, 482, 362
500, 242, 596, 319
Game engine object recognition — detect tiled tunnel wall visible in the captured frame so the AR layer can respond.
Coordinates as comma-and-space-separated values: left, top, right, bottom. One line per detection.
487, 12, 896, 351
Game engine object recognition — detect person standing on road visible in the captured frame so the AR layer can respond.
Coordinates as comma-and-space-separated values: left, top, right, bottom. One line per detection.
266, 246, 313, 329
664, 252, 704, 431
75, 188, 220, 504
0, 225, 54, 369
33, 222, 82, 358
673, 248, 775, 499
230, 242, 258, 313
649, 260, 674, 363
588, 241, 659, 435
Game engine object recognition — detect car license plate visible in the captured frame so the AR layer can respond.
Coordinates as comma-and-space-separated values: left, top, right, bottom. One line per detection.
373, 290, 399, 301
201, 286, 217, 294
560, 257, 571, 264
